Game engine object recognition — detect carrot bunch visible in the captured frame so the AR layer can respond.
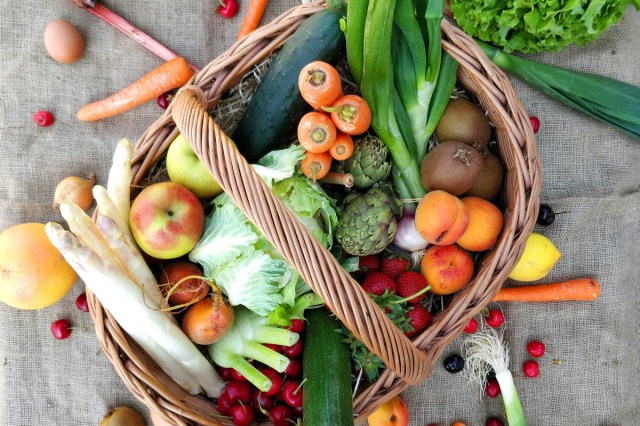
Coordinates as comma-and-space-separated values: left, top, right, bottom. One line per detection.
296, 61, 371, 181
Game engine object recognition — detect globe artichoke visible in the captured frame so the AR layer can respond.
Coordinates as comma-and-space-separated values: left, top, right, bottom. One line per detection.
333, 135, 392, 190
336, 185, 402, 256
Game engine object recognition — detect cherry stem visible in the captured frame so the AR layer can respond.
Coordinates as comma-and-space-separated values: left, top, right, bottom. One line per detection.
293, 378, 307, 395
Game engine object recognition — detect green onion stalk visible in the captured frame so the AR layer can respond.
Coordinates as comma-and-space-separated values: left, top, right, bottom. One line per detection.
463, 327, 528, 426
479, 41, 640, 140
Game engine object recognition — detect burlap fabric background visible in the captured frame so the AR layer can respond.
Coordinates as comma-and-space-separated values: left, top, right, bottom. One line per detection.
0, 1, 638, 425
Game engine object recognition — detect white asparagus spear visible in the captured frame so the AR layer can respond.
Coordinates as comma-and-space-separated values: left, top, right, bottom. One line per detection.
46, 222, 224, 398
107, 138, 133, 225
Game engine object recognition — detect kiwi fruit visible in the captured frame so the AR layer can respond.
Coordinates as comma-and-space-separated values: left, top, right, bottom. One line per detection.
435, 98, 492, 150
465, 151, 505, 201
420, 140, 483, 195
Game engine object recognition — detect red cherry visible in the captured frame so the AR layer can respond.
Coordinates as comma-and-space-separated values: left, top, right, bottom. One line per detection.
269, 404, 294, 426
263, 343, 283, 353
282, 340, 303, 357
287, 319, 305, 333
485, 378, 501, 398
250, 389, 274, 412
464, 318, 478, 334
34, 110, 54, 127
216, 393, 234, 416
157, 92, 174, 109
229, 403, 254, 426
485, 309, 505, 328
284, 357, 301, 377
486, 417, 505, 426
75, 292, 89, 312
527, 340, 546, 358
219, 367, 235, 381
224, 381, 252, 403
523, 360, 540, 378
529, 116, 540, 134
281, 381, 303, 408
50, 319, 72, 340
217, 0, 238, 18
260, 367, 283, 397
231, 369, 248, 382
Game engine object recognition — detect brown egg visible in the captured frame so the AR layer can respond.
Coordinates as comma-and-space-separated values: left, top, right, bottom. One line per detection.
44, 19, 85, 64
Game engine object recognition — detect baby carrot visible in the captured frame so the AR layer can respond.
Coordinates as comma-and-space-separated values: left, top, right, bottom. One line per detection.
492, 278, 600, 302
297, 112, 337, 153
301, 151, 332, 181
236, 0, 269, 40
322, 94, 372, 135
329, 133, 354, 161
298, 61, 343, 110
77, 57, 193, 122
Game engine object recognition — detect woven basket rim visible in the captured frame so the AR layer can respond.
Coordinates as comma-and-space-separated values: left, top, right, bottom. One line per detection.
86, 2, 541, 425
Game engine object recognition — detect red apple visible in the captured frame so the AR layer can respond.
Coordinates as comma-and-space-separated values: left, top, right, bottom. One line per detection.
367, 396, 409, 426
159, 260, 209, 305
130, 182, 204, 259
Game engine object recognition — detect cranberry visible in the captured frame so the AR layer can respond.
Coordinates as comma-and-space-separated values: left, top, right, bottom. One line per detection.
224, 381, 251, 403
485, 309, 505, 328
269, 404, 294, 426
51, 319, 72, 340
527, 340, 546, 358
260, 367, 283, 397
485, 378, 501, 398
284, 357, 302, 377
75, 293, 89, 312
523, 360, 540, 378
281, 381, 303, 408
250, 389, 274, 413
464, 318, 478, 334
288, 319, 305, 333
486, 417, 504, 426
529, 116, 540, 134
229, 403, 254, 426
34, 110, 54, 127
282, 340, 303, 357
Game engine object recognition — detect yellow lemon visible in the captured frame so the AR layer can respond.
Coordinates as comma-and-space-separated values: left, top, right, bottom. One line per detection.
0, 223, 77, 310
509, 233, 561, 282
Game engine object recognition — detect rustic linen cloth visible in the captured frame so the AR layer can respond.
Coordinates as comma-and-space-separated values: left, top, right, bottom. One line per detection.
0, 1, 638, 425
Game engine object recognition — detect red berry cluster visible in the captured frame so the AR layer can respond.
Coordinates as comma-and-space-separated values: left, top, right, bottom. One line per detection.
216, 320, 306, 426
523, 340, 545, 378
50, 292, 90, 340
358, 253, 432, 337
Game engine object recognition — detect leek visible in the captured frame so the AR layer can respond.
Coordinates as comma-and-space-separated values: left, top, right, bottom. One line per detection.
463, 327, 528, 426
479, 41, 640, 140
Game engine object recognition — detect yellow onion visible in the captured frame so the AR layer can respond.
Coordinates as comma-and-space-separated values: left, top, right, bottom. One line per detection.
52, 173, 96, 211
99, 406, 145, 426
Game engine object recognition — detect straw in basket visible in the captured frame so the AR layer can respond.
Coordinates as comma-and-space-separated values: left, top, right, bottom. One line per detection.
86, 1, 541, 424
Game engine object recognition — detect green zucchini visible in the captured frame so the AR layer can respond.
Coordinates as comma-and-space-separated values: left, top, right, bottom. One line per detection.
232, 8, 346, 163
302, 307, 353, 426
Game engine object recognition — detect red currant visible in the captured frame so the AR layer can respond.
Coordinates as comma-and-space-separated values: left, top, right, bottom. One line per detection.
523, 360, 540, 378
51, 319, 72, 340
34, 110, 54, 127
529, 116, 540, 134
485, 378, 501, 398
527, 340, 545, 358
464, 317, 478, 334
485, 309, 504, 328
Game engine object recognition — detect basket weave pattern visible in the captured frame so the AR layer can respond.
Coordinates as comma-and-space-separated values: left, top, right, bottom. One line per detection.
87, 2, 541, 424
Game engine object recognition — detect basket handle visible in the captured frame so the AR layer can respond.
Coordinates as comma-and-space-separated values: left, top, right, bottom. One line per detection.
171, 86, 433, 385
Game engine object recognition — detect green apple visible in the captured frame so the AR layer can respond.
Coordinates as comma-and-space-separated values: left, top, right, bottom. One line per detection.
129, 182, 205, 260
166, 134, 223, 199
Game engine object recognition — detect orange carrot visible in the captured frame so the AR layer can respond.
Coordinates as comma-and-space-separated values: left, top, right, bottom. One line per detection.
329, 133, 354, 161
77, 57, 193, 122
298, 61, 343, 110
236, 0, 269, 40
297, 112, 337, 153
301, 151, 332, 181
492, 278, 600, 302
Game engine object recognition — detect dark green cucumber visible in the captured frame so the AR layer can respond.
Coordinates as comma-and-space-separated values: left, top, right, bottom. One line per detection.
232, 8, 346, 163
302, 307, 353, 426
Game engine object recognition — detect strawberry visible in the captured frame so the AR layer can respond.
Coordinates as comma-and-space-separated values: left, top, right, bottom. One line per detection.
361, 271, 397, 296
404, 304, 432, 337
358, 254, 381, 273
380, 255, 411, 279
396, 271, 429, 304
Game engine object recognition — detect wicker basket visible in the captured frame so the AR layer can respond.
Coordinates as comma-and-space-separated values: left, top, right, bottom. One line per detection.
87, 2, 541, 425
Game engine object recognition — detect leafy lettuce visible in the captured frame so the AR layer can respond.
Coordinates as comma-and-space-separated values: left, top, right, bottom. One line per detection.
449, 0, 639, 53
189, 145, 337, 318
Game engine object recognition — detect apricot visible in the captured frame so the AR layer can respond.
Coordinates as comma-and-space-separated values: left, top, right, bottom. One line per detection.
415, 190, 468, 245
421, 245, 474, 295
456, 197, 504, 252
